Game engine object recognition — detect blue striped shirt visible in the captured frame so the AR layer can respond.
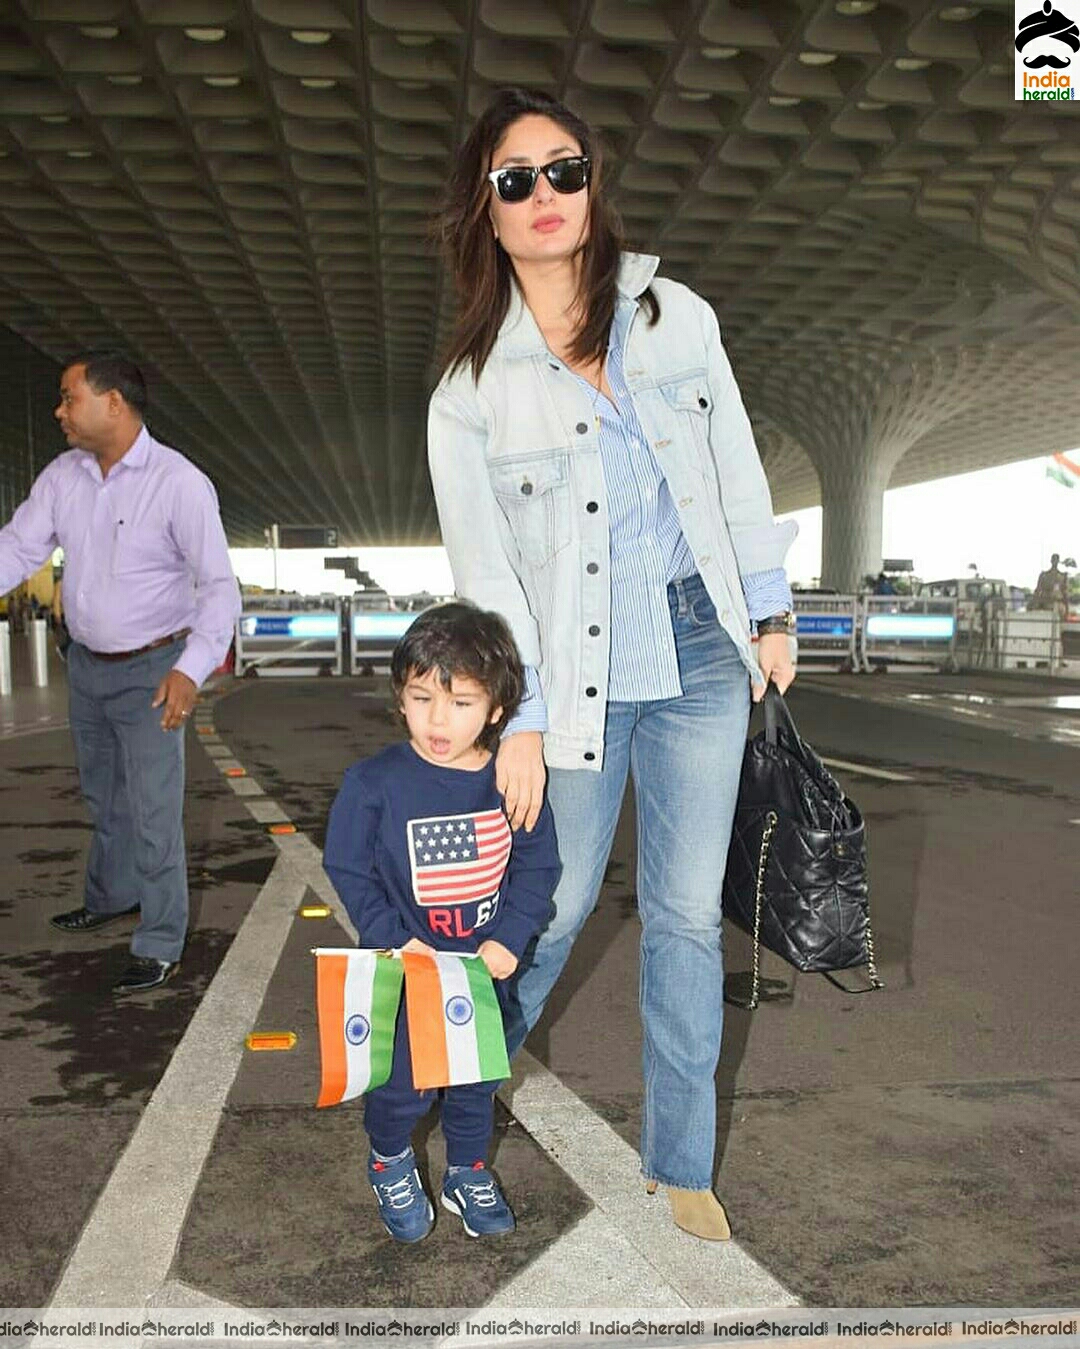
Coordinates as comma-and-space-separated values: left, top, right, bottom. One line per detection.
506, 305, 791, 731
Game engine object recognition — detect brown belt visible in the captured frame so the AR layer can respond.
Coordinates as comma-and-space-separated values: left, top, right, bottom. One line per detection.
85, 629, 190, 662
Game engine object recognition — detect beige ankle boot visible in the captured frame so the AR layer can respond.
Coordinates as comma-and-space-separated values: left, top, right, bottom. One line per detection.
646, 1180, 732, 1240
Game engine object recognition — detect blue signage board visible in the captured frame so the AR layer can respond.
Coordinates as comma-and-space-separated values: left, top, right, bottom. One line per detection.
796, 615, 853, 637
240, 614, 339, 639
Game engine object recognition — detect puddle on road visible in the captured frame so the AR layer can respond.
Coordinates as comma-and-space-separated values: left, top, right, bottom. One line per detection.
906, 692, 1080, 711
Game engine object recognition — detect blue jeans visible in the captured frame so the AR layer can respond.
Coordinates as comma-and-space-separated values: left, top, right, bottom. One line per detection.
511, 574, 750, 1190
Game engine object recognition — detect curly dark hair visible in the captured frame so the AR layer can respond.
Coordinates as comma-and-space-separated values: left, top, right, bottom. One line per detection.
390, 601, 526, 751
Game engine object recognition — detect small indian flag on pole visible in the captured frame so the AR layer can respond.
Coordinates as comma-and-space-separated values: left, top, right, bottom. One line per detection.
314, 949, 404, 1107
402, 951, 510, 1090
1047, 452, 1079, 489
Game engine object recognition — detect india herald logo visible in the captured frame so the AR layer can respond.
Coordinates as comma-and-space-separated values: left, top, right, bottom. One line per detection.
1016, 0, 1080, 67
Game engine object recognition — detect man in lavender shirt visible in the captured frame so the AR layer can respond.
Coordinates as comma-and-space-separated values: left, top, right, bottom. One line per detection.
0, 352, 240, 992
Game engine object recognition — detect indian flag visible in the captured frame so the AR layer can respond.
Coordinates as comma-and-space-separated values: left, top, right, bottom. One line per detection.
402, 951, 510, 1090
1047, 453, 1079, 489
314, 949, 404, 1107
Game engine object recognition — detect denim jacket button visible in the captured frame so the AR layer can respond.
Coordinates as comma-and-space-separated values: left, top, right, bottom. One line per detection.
520, 481, 533, 495
584, 752, 596, 762
576, 422, 588, 434
698, 396, 708, 409
586, 562, 599, 574
586, 501, 599, 513
585, 686, 598, 697
588, 624, 600, 636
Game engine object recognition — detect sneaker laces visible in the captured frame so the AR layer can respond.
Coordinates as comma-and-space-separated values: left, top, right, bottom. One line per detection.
375, 1173, 420, 1212
459, 1167, 499, 1209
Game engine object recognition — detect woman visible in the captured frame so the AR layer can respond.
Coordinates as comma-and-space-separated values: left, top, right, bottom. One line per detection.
428, 89, 797, 1241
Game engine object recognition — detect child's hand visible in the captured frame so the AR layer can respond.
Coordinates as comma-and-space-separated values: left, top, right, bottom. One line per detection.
477, 940, 518, 980
401, 937, 436, 957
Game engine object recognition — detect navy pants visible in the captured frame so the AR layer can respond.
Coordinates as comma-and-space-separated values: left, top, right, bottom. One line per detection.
67, 638, 189, 963
365, 985, 508, 1167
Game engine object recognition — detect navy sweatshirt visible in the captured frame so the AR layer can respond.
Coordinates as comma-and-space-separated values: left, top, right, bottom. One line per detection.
323, 741, 560, 959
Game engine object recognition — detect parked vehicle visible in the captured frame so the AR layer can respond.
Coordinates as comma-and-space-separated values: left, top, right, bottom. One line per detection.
917, 576, 1009, 624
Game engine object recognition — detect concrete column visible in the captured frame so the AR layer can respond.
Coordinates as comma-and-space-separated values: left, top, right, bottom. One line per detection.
818, 455, 893, 593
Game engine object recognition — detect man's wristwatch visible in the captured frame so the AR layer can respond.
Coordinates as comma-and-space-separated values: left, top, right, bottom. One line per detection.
756, 611, 797, 637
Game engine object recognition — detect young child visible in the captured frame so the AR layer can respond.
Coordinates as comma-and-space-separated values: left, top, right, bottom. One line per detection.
323, 601, 560, 1243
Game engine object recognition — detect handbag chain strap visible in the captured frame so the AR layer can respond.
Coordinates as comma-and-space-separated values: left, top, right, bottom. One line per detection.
744, 810, 778, 1011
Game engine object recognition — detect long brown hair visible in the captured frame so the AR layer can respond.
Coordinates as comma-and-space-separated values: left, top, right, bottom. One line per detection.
437, 88, 659, 383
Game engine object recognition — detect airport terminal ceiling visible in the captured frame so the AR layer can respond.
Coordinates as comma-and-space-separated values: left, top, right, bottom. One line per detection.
2, 0, 1080, 551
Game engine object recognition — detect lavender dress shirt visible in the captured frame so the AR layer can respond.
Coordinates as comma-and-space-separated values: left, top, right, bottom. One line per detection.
0, 427, 240, 687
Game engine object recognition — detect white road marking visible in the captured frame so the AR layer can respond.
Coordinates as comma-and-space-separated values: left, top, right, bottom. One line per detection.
498, 1054, 797, 1308
210, 757, 245, 773
0, 718, 70, 741
245, 797, 291, 824
485, 1210, 682, 1307
48, 845, 308, 1306
821, 756, 912, 782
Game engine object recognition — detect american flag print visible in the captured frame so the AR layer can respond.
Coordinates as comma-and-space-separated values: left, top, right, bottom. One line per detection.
407, 810, 512, 908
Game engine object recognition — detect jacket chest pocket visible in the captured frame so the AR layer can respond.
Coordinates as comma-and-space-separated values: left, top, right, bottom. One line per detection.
489, 454, 573, 568
661, 378, 712, 453
658, 377, 720, 501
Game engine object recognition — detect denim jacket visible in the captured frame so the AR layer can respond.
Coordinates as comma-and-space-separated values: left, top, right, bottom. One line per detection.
427, 252, 797, 771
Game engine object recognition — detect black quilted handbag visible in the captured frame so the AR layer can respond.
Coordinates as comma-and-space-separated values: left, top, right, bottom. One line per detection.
722, 683, 883, 1008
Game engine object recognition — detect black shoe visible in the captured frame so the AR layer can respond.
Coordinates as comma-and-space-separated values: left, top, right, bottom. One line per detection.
51, 904, 140, 933
113, 956, 177, 994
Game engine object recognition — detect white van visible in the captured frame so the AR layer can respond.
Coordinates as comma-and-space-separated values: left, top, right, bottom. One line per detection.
917, 577, 1010, 626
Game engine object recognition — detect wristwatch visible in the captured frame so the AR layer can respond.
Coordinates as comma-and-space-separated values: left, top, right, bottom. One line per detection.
756, 610, 797, 636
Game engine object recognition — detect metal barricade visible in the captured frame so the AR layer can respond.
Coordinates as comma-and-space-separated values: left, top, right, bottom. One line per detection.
859, 595, 958, 672
991, 610, 1062, 673
346, 593, 453, 674
234, 595, 343, 676
791, 594, 859, 670
347, 600, 418, 675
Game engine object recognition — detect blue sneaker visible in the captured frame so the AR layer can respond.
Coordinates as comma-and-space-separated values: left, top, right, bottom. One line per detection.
440, 1163, 516, 1237
367, 1149, 434, 1243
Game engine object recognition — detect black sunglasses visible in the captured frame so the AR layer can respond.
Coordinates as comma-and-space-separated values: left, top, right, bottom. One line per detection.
486, 156, 591, 204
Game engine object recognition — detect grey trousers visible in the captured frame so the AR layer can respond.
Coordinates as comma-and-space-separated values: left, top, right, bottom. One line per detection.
67, 638, 189, 963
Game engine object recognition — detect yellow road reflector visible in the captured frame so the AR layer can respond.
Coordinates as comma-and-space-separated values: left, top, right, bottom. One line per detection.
299, 904, 332, 919
246, 1032, 297, 1051
269, 822, 297, 835
225, 767, 246, 777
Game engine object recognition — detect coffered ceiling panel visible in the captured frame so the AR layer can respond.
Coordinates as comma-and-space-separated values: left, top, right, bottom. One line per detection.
2, 0, 1079, 542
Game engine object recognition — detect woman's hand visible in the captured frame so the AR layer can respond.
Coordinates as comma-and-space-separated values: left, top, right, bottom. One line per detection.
495, 730, 546, 831
477, 940, 518, 980
753, 632, 796, 703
